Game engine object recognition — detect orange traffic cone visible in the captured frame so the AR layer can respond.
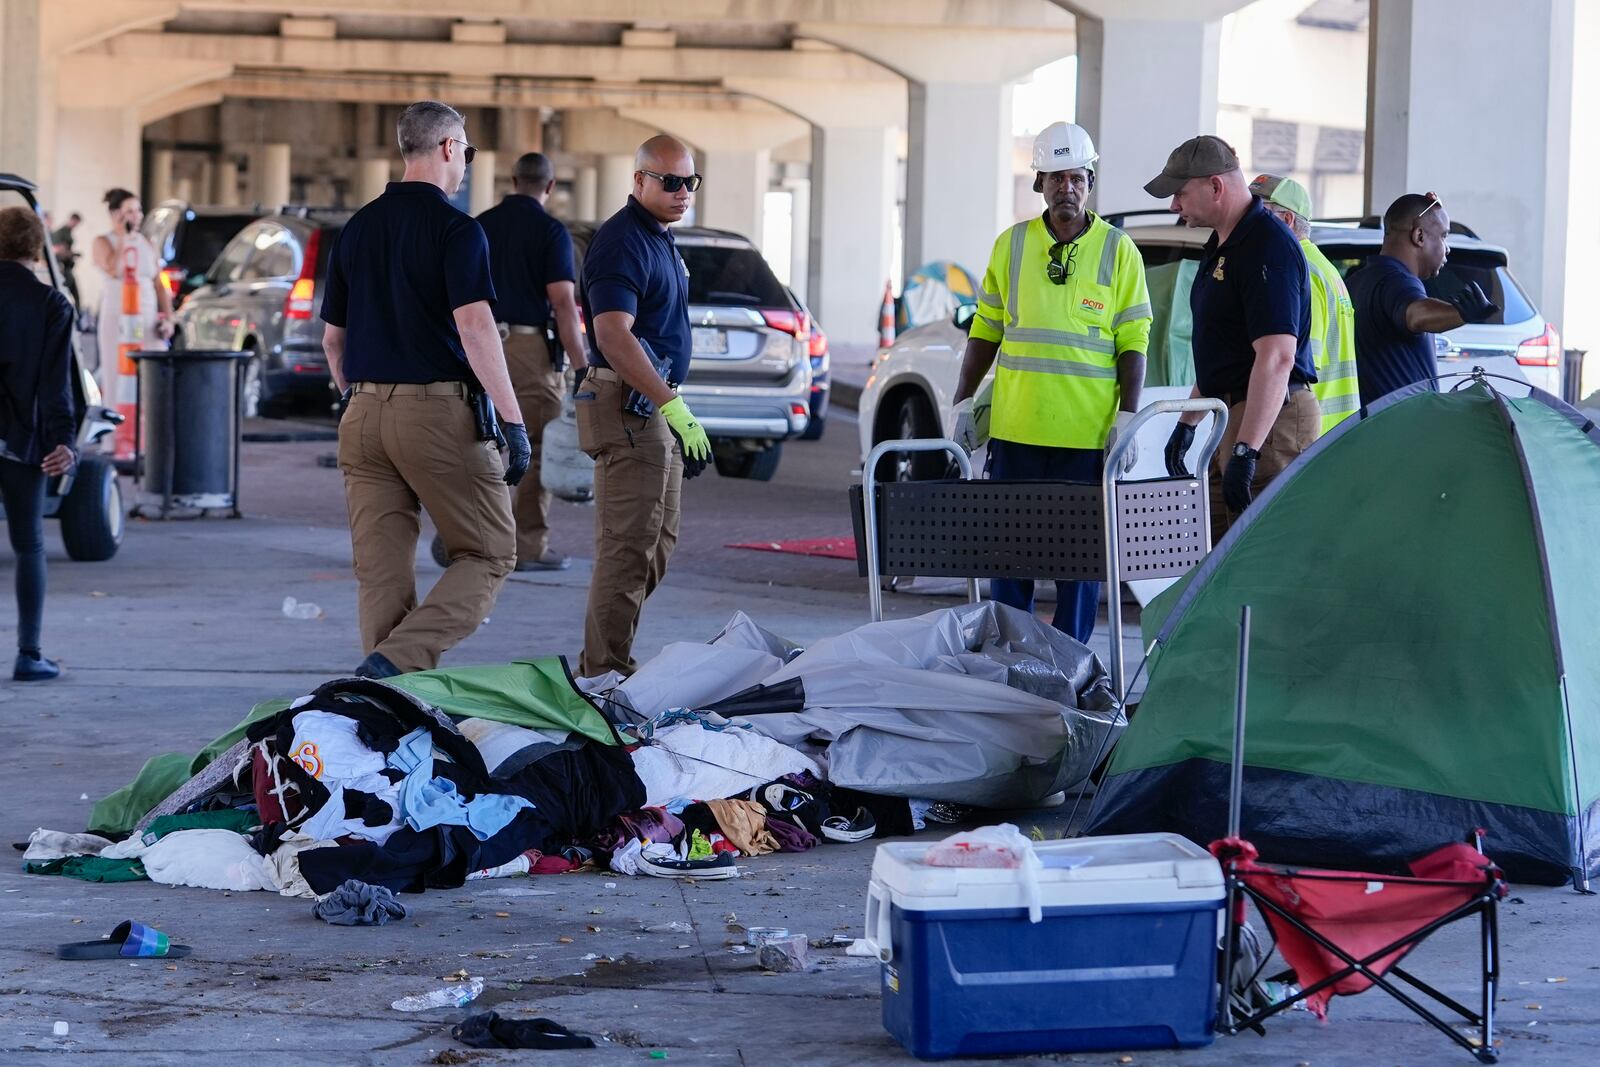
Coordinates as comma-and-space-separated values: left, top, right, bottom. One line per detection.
877, 281, 895, 349
111, 243, 144, 465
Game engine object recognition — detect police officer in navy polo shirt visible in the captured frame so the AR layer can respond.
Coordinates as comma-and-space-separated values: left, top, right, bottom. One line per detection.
475, 151, 588, 572
1145, 135, 1320, 540
321, 100, 531, 679
575, 134, 712, 678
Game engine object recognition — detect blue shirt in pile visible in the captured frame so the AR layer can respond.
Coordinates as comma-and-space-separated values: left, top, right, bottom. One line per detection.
1347, 254, 1437, 407
581, 196, 692, 385
320, 181, 495, 383
1190, 196, 1316, 401
476, 194, 575, 328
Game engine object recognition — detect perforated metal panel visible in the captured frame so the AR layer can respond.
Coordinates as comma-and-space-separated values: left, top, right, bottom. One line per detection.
851, 477, 1208, 581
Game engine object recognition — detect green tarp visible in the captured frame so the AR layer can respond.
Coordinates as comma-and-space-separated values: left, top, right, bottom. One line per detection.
1092, 382, 1600, 885
89, 657, 610, 836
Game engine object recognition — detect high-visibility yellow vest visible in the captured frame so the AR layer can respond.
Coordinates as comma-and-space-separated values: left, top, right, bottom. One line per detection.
970, 212, 1152, 449
1302, 238, 1359, 433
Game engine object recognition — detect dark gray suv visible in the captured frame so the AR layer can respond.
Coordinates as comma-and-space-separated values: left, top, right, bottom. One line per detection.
173, 209, 348, 416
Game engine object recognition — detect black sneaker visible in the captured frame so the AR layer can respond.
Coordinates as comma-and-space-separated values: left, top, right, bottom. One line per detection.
636, 853, 739, 880
354, 651, 401, 679
13, 652, 61, 682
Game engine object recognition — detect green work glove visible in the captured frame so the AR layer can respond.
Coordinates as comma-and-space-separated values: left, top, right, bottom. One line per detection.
660, 395, 711, 478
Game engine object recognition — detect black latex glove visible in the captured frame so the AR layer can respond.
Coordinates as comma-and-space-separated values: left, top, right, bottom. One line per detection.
1222, 451, 1257, 513
1164, 422, 1197, 478
669, 426, 708, 480
1448, 281, 1499, 325
500, 421, 532, 487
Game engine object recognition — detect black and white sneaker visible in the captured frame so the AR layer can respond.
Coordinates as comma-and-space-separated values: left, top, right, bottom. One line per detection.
637, 853, 740, 880
820, 807, 877, 843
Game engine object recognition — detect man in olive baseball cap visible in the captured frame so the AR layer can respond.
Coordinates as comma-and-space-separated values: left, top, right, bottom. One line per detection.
1143, 135, 1241, 199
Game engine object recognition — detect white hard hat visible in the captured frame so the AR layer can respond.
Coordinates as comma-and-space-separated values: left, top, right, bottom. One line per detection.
1031, 121, 1097, 192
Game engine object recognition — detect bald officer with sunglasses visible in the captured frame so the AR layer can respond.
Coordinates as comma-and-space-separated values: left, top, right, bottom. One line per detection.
949, 121, 1151, 645
575, 134, 712, 678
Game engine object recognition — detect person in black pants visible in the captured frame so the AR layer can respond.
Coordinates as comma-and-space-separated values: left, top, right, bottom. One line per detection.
0, 207, 79, 681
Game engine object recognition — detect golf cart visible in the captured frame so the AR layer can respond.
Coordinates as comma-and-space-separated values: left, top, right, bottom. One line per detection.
0, 173, 125, 561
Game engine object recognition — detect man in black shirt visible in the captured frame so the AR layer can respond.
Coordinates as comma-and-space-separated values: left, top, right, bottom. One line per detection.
321, 100, 531, 679
476, 152, 588, 572
1146, 135, 1320, 538
1349, 192, 1499, 407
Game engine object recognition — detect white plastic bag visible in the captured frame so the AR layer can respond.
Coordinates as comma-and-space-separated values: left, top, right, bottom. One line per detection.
923, 823, 1044, 922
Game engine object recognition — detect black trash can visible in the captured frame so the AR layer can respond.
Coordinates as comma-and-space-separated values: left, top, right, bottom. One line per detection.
130, 349, 253, 517
1563, 349, 1587, 406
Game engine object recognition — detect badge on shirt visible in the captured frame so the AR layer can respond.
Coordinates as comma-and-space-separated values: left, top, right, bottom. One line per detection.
1212, 256, 1226, 282
1079, 296, 1106, 314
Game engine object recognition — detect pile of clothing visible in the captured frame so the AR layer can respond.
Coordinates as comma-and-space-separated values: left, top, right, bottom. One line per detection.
31, 605, 1121, 900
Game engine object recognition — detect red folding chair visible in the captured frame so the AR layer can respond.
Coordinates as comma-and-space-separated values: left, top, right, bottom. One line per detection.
1212, 608, 1506, 1063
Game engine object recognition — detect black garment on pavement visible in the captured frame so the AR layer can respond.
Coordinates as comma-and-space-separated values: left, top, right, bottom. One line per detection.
497, 737, 646, 846
0, 261, 77, 466
311, 878, 410, 926
452, 1011, 595, 1050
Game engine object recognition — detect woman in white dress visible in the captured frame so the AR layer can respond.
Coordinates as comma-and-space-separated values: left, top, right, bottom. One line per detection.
90, 188, 173, 412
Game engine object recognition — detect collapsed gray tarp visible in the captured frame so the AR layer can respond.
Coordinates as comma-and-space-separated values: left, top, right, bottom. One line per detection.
605, 603, 1122, 808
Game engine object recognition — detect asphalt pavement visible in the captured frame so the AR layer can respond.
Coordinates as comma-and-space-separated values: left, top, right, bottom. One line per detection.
0, 414, 1596, 1065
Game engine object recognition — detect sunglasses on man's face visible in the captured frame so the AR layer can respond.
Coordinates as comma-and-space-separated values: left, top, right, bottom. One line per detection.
440, 138, 477, 166
1046, 240, 1079, 285
639, 169, 704, 194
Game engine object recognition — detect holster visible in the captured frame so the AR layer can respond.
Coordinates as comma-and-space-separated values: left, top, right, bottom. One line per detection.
623, 353, 676, 420
545, 320, 566, 373
468, 383, 505, 447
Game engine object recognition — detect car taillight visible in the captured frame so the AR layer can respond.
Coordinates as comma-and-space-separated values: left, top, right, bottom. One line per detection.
808, 324, 828, 358
1514, 324, 1560, 367
760, 308, 806, 337
159, 266, 185, 296
284, 229, 321, 320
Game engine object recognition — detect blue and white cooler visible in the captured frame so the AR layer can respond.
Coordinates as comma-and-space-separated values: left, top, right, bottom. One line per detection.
863, 831, 1224, 1059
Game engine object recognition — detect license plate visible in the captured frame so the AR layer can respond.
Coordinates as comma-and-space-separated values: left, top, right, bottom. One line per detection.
692, 327, 728, 355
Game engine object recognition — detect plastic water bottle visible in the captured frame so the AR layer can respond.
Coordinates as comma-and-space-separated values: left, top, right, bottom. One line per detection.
390, 975, 483, 1012
282, 596, 322, 620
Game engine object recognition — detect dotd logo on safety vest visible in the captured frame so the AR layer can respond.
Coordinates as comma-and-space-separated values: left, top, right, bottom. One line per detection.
1080, 297, 1105, 313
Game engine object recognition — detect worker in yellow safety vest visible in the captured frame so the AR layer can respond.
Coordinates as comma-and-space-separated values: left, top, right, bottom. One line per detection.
949, 121, 1151, 645
1249, 174, 1359, 434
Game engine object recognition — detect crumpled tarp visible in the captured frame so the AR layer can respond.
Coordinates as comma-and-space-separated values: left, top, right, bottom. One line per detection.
613, 603, 1122, 808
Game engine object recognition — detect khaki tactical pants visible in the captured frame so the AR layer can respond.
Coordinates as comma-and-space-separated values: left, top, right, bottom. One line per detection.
1210, 386, 1321, 543
502, 331, 567, 563
338, 381, 516, 673
574, 370, 683, 678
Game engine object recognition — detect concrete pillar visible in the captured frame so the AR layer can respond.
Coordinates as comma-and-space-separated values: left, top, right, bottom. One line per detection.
148, 148, 175, 205
1075, 14, 1223, 218
1368, 0, 1575, 332
214, 158, 241, 205
1564, 0, 1600, 367
0, 0, 43, 185
355, 157, 390, 205
700, 148, 770, 244
574, 165, 598, 220
786, 177, 811, 305
173, 177, 195, 204
258, 143, 291, 209
55, 105, 142, 311
197, 160, 215, 206
598, 153, 635, 216
809, 125, 897, 347
468, 149, 498, 216
905, 81, 1012, 274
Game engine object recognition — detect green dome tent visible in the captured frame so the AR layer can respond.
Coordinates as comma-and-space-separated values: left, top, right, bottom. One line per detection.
1087, 379, 1600, 887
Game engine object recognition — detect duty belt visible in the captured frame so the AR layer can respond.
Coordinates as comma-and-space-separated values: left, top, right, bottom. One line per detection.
351, 381, 469, 398
497, 323, 541, 335
583, 366, 680, 389
1218, 379, 1309, 408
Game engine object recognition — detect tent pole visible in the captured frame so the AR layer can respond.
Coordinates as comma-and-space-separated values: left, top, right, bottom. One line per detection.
1228, 605, 1251, 841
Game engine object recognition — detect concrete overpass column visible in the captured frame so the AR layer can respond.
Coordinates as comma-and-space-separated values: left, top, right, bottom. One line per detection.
574, 165, 598, 221
700, 148, 770, 244
469, 150, 498, 215
54, 105, 142, 308
257, 143, 291, 209
786, 176, 811, 304
0, 0, 43, 184
197, 160, 214, 206
1368, 0, 1575, 332
809, 125, 897, 347
354, 157, 390, 205
906, 81, 1011, 273
1074, 14, 1223, 218
148, 148, 174, 204
214, 158, 241, 206
597, 154, 635, 216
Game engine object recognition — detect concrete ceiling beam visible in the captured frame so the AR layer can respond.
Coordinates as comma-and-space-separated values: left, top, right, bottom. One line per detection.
42, 0, 177, 55
794, 22, 1075, 84
616, 107, 808, 153
95, 29, 901, 85
57, 53, 234, 110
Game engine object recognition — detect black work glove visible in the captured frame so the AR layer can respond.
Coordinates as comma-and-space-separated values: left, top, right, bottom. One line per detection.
1222, 448, 1258, 514
1164, 422, 1197, 478
668, 426, 708, 480
500, 421, 532, 487
1448, 281, 1499, 325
